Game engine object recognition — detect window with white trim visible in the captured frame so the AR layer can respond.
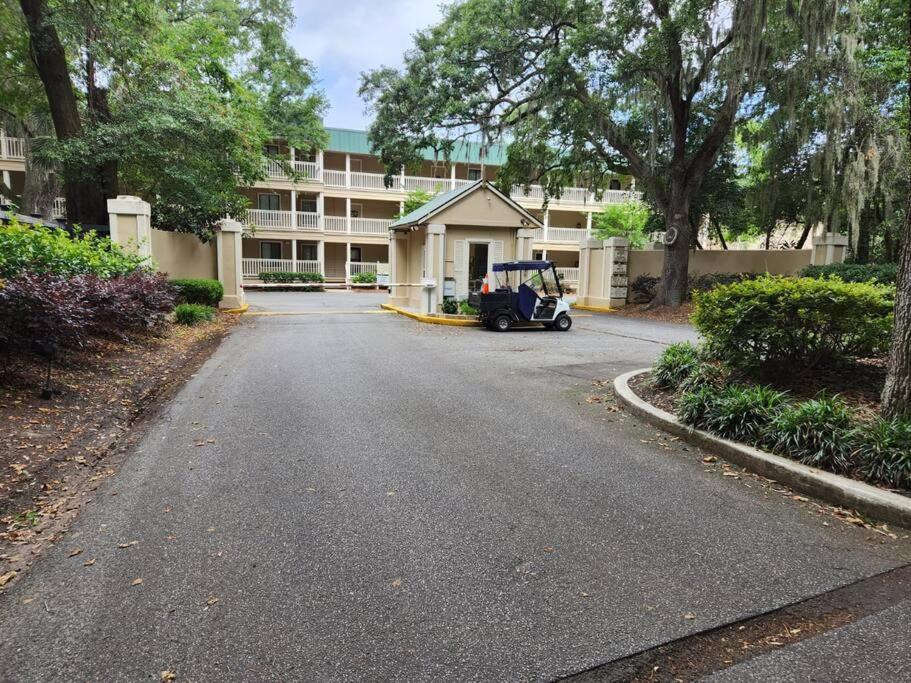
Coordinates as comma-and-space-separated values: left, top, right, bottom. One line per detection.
258, 193, 280, 211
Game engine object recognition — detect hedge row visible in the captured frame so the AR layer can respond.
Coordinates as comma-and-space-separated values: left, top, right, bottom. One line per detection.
655, 343, 910, 490
0, 221, 147, 278
800, 262, 898, 285
691, 276, 893, 370
0, 272, 176, 354
171, 278, 223, 306
259, 271, 324, 283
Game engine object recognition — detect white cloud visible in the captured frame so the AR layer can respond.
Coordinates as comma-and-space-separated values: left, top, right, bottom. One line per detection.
290, 0, 446, 129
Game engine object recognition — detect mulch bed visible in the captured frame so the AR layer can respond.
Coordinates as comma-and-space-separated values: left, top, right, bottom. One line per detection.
609, 302, 695, 325
0, 315, 235, 588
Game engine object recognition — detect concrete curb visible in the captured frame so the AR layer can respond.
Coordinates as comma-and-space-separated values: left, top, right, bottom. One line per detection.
380, 303, 482, 327
614, 368, 911, 529
572, 304, 615, 314
222, 303, 249, 314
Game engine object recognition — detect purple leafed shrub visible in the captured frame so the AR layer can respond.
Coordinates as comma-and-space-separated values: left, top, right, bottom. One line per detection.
0, 272, 176, 356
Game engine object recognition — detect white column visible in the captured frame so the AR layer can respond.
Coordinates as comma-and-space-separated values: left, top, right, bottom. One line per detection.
345, 154, 351, 187
317, 240, 325, 276
345, 196, 352, 233
346, 242, 352, 285
291, 238, 298, 272
542, 249, 548, 261
1, 170, 10, 201
317, 149, 324, 181
316, 193, 325, 229
290, 146, 296, 164
450, 164, 456, 190
399, 200, 404, 215
400, 165, 405, 191
0, 128, 6, 159
290, 189, 297, 230
543, 209, 550, 241
586, 211, 593, 235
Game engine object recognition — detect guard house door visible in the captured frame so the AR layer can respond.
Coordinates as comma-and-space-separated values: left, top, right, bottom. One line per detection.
468, 242, 489, 292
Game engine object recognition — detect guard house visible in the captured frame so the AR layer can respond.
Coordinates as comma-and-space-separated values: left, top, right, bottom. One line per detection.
387, 181, 543, 313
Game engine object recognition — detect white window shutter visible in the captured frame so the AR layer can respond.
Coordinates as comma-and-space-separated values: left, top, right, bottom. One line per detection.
454, 240, 468, 298
490, 241, 504, 271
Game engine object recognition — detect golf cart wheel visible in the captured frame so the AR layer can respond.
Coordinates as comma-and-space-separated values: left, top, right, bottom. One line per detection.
493, 315, 511, 332
554, 314, 572, 331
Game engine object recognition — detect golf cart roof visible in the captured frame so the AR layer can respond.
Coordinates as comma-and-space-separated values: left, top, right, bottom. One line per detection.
492, 260, 555, 272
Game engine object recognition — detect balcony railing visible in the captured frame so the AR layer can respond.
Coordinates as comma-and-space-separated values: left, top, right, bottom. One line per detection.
556, 267, 580, 283
1, 136, 26, 160
242, 258, 322, 278
244, 209, 392, 235
534, 226, 588, 243
348, 261, 387, 275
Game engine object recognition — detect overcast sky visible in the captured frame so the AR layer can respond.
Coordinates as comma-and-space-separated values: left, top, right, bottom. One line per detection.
290, 1, 446, 130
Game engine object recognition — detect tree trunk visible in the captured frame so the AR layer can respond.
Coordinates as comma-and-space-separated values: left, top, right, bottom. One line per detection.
653, 189, 691, 307
795, 221, 813, 249
712, 219, 728, 250
20, 137, 58, 218
881, 6, 911, 419
19, 0, 108, 226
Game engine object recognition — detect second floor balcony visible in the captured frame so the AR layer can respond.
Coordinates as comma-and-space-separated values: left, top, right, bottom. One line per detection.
243, 209, 393, 236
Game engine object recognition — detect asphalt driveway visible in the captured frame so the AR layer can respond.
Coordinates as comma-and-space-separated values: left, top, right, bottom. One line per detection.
2, 291, 909, 681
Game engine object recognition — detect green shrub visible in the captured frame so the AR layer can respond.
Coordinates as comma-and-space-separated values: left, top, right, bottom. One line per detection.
679, 360, 730, 393
765, 396, 854, 472
171, 278, 223, 306
688, 272, 757, 294
677, 386, 719, 429
0, 220, 147, 278
652, 342, 700, 389
459, 300, 478, 316
173, 303, 216, 326
800, 262, 898, 285
692, 276, 894, 370
352, 271, 377, 283
705, 384, 789, 443
441, 298, 458, 314
850, 417, 911, 490
259, 271, 325, 284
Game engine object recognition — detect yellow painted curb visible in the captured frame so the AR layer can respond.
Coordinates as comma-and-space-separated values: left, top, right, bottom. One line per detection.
572, 304, 615, 314
380, 303, 482, 327
246, 310, 393, 317
223, 303, 250, 314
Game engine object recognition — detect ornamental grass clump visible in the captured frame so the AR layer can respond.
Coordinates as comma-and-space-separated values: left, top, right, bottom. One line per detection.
765, 396, 855, 473
850, 417, 911, 490
174, 303, 216, 326
691, 276, 894, 371
652, 342, 701, 389
705, 384, 789, 443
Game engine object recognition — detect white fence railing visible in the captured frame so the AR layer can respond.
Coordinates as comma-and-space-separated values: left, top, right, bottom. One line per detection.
242, 258, 322, 278
351, 217, 393, 235
296, 211, 320, 230
324, 216, 347, 233
323, 170, 347, 187
246, 209, 294, 230
1, 136, 25, 160
348, 261, 387, 275
556, 267, 580, 283
534, 226, 588, 243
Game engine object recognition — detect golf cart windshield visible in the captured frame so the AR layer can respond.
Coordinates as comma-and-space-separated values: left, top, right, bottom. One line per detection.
491, 261, 562, 297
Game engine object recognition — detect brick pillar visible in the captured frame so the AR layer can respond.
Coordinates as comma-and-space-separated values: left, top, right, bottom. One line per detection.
577, 237, 628, 309
216, 218, 245, 309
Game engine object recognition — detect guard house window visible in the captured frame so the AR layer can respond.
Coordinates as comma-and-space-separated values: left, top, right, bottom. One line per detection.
260, 241, 282, 259
609, 178, 621, 190
258, 194, 280, 211
468, 167, 482, 181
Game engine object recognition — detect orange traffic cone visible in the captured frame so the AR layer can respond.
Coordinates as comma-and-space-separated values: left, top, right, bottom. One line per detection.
481, 274, 490, 294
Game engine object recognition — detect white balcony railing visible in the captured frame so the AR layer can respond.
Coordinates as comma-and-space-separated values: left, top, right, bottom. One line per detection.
1, 136, 26, 160
323, 170, 347, 187
534, 226, 588, 243
53, 197, 66, 219
296, 211, 320, 230
242, 258, 322, 278
348, 261, 387, 275
351, 217, 393, 235
324, 216, 347, 233
246, 209, 294, 230
556, 267, 580, 283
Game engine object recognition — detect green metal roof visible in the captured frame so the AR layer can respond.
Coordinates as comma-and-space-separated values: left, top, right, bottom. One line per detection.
388, 181, 481, 229
326, 127, 508, 165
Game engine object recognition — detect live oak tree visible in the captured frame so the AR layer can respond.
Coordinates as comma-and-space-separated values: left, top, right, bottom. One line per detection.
361, 0, 842, 306
11, 0, 326, 237
880, 1, 911, 418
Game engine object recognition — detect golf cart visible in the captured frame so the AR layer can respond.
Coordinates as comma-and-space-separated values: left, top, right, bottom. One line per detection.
472, 260, 572, 332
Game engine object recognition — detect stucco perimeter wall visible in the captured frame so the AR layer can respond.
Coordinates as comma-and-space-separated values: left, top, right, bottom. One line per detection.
150, 229, 218, 280
627, 249, 812, 289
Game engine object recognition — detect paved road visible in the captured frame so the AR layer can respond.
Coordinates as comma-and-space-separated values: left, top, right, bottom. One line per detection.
2, 292, 909, 681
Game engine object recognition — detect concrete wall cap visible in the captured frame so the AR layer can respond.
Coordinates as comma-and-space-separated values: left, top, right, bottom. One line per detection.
812, 233, 849, 246
107, 196, 151, 216
579, 238, 604, 249
218, 218, 243, 233
604, 236, 630, 247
